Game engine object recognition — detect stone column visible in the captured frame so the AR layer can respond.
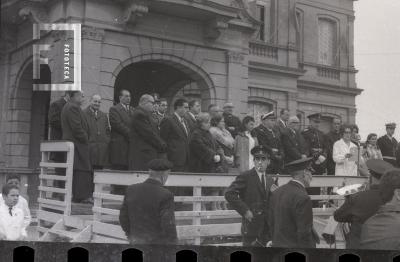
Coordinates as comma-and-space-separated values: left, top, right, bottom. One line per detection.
226, 50, 249, 117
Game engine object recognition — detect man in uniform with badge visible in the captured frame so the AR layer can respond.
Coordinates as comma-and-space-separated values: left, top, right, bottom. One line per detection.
302, 113, 328, 175
270, 157, 319, 248
252, 112, 284, 173
333, 159, 393, 249
225, 145, 277, 246
378, 122, 398, 166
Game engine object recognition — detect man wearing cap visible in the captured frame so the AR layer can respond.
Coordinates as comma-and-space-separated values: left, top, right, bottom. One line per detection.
302, 113, 328, 175
222, 102, 242, 138
281, 116, 308, 164
252, 111, 284, 173
119, 159, 177, 245
360, 169, 400, 250
225, 145, 276, 246
378, 123, 398, 166
270, 158, 319, 248
333, 159, 393, 249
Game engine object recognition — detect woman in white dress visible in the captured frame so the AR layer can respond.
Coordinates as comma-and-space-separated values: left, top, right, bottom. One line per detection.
333, 124, 359, 176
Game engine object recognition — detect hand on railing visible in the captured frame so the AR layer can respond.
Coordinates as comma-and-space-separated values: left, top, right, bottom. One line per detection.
213, 155, 221, 163
266, 241, 272, 247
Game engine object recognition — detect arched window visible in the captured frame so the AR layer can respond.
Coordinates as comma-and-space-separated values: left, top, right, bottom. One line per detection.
318, 18, 337, 66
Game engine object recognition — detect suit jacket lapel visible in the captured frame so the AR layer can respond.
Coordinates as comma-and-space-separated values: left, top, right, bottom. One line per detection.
173, 114, 188, 139
250, 169, 266, 197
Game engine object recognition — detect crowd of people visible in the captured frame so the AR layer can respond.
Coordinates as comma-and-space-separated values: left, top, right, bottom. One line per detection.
48, 89, 400, 204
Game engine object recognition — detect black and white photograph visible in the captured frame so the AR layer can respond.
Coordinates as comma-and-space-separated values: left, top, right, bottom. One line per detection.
0, 0, 400, 260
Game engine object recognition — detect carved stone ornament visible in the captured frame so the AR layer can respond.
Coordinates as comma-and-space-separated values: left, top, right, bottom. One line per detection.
226, 51, 244, 64
82, 27, 105, 41
114, 1, 148, 25
205, 18, 229, 40
18, 1, 49, 24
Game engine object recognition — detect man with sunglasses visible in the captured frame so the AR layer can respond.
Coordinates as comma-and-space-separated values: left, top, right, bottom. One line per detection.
225, 145, 276, 246
270, 157, 319, 248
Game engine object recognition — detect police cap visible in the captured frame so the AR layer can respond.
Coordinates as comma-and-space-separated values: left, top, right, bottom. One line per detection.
385, 122, 396, 129
250, 145, 270, 157
285, 157, 314, 174
307, 113, 321, 123
261, 111, 277, 120
147, 159, 173, 171
366, 159, 394, 179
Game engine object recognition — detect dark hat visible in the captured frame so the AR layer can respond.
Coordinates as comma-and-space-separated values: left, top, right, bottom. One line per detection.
147, 159, 173, 171
385, 122, 396, 129
366, 159, 394, 179
261, 111, 276, 120
285, 157, 314, 174
307, 113, 321, 123
250, 145, 270, 157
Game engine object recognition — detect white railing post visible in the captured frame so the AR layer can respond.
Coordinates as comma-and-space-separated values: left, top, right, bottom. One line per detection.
193, 186, 202, 245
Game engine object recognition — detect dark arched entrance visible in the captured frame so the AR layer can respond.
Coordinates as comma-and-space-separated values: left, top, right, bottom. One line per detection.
114, 60, 211, 111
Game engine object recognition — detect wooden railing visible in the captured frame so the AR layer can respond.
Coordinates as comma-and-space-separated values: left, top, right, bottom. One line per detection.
92, 170, 368, 245
37, 141, 74, 236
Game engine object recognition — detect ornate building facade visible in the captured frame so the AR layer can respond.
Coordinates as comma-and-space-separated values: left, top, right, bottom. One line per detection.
0, 0, 361, 170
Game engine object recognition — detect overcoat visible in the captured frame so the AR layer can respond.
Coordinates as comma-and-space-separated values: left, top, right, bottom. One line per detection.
281, 128, 308, 163
109, 103, 133, 167
188, 128, 220, 173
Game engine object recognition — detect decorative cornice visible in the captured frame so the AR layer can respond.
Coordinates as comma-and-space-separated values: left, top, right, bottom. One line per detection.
249, 61, 306, 77
114, 1, 148, 26
298, 79, 363, 96
82, 27, 105, 41
204, 18, 229, 40
226, 51, 244, 64
18, 1, 49, 24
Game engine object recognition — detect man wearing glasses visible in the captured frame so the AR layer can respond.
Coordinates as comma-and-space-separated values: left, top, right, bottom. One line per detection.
129, 94, 167, 171
225, 145, 277, 246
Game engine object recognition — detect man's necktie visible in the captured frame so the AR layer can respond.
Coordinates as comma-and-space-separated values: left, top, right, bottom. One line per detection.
181, 118, 188, 136
261, 174, 266, 192
8, 207, 12, 216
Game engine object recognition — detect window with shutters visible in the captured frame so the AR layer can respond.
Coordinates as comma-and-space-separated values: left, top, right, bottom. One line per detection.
256, 4, 266, 41
318, 18, 337, 66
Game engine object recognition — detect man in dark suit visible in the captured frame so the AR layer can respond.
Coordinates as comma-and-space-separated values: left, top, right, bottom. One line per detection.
184, 99, 201, 133
61, 91, 92, 203
48, 92, 70, 140
334, 159, 393, 249
83, 94, 110, 170
109, 89, 134, 170
222, 102, 242, 138
152, 97, 168, 130
276, 108, 289, 135
225, 145, 277, 246
119, 159, 177, 245
252, 111, 284, 174
270, 157, 319, 248
129, 94, 167, 171
378, 122, 398, 167
325, 117, 342, 175
281, 116, 308, 164
160, 98, 190, 172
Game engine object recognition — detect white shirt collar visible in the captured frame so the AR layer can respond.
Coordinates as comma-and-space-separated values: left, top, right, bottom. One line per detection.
256, 170, 265, 182
188, 111, 196, 120
174, 112, 182, 122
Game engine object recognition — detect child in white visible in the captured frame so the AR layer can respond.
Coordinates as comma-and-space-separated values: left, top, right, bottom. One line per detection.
0, 184, 27, 240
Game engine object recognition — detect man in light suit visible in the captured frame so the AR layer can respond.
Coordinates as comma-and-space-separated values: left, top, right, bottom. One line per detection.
160, 98, 190, 172
109, 89, 134, 171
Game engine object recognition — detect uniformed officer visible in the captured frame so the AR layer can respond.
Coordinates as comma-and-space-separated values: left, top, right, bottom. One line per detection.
377, 123, 398, 166
333, 159, 394, 249
225, 145, 277, 246
119, 159, 177, 245
251, 111, 284, 173
302, 113, 328, 175
270, 157, 319, 248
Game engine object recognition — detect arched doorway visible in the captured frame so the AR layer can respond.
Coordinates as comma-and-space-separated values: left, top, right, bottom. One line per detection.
113, 59, 213, 112
8, 62, 51, 169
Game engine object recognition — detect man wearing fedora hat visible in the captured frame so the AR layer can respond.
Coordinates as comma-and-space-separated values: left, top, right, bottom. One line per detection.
225, 145, 276, 246
270, 157, 319, 248
119, 159, 177, 245
378, 122, 398, 166
333, 159, 394, 249
251, 111, 284, 174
